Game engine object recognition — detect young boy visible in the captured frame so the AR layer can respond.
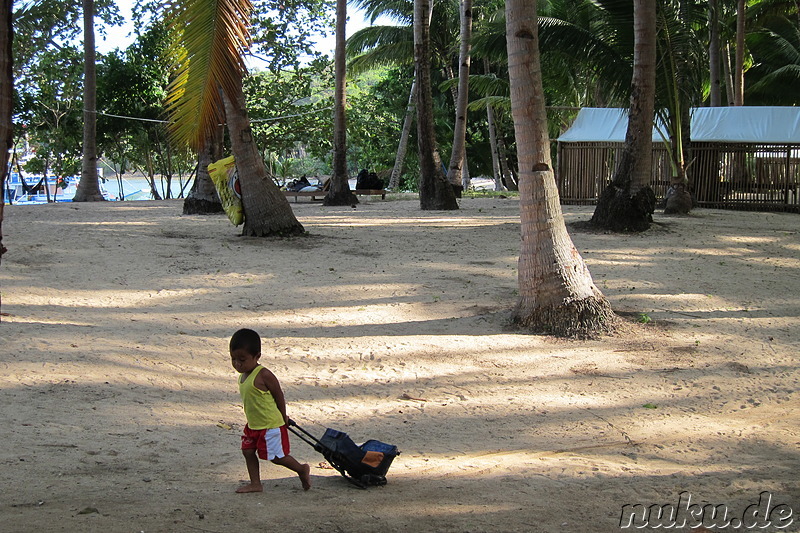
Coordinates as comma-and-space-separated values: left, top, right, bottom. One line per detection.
230, 328, 311, 493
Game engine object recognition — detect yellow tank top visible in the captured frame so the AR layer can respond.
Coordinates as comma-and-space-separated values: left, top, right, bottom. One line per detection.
238, 366, 285, 430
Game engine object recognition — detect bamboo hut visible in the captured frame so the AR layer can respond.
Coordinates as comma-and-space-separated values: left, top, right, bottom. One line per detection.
556, 107, 800, 212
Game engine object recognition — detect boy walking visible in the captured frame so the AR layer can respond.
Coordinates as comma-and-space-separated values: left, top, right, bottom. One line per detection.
230, 328, 311, 493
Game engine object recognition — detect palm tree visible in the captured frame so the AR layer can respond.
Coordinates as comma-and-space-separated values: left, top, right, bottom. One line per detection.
590, 0, 657, 231
166, 0, 303, 236
734, 0, 746, 105
349, 0, 462, 201
325, 0, 358, 206
657, 0, 706, 215
708, 0, 722, 106
745, 13, 800, 105
73, 0, 104, 202
387, 78, 416, 190
414, 0, 457, 210
357, 0, 414, 192
184, 128, 224, 215
1, 0, 11, 272
506, 0, 615, 337
527, 0, 704, 217
446, 0, 472, 194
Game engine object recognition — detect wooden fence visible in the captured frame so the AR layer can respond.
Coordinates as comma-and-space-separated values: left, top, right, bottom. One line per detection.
557, 142, 800, 212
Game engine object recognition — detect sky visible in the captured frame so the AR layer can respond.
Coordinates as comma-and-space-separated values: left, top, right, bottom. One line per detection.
96, 0, 390, 63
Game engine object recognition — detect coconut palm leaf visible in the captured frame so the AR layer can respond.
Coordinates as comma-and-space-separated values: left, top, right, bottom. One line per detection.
165, 0, 252, 149
350, 0, 412, 25
345, 2, 458, 74
746, 14, 800, 104
468, 95, 511, 113
470, 16, 507, 65
346, 25, 414, 73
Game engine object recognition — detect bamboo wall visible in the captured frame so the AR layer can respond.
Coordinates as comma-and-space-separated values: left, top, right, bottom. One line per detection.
557, 142, 800, 212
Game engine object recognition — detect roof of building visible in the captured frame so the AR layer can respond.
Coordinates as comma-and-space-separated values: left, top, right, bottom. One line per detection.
557, 106, 800, 144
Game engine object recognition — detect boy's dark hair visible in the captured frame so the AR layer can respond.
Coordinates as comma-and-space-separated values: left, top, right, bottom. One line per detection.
230, 328, 261, 356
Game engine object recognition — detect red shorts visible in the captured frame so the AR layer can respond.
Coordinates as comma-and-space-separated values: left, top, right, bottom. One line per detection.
241, 424, 290, 460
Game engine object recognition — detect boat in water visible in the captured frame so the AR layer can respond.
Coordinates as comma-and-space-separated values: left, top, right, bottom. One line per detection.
3, 172, 117, 204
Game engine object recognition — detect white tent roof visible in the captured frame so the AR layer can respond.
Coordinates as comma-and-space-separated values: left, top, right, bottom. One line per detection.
557, 106, 800, 144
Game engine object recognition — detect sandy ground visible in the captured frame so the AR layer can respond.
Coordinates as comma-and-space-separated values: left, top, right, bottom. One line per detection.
0, 196, 798, 533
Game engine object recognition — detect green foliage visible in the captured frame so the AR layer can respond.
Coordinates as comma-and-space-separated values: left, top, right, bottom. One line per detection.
96, 22, 194, 198
745, 14, 800, 105
249, 0, 334, 69
346, 67, 413, 174
244, 60, 335, 165
14, 45, 84, 182
12, 0, 122, 74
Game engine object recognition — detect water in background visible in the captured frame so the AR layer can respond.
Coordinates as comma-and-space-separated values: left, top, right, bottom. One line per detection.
104, 175, 194, 201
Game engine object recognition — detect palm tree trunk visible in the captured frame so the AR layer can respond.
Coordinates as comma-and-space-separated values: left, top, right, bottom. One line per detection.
414, 0, 457, 210
1, 0, 12, 276
708, 0, 721, 107
487, 103, 502, 191
507, 0, 615, 338
145, 149, 162, 200
74, 0, 104, 202
446, 0, 472, 196
723, 44, 735, 105
222, 76, 304, 237
591, 0, 657, 230
734, 0, 745, 106
483, 59, 503, 191
388, 79, 416, 191
497, 133, 516, 190
326, 0, 357, 206
184, 127, 224, 215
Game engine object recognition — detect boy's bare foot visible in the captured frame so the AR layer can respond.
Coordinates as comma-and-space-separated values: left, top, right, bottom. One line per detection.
235, 482, 263, 493
299, 463, 312, 491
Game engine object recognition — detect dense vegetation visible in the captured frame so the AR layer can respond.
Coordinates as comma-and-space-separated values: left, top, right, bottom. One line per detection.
8, 0, 799, 193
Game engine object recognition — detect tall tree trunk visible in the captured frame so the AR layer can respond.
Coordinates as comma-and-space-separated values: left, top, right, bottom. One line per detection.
507, 0, 615, 337
708, 0, 721, 107
446, 0, 472, 196
487, 103, 502, 191
484, 59, 503, 191
42, 162, 52, 202
184, 127, 224, 215
144, 148, 162, 200
414, 0, 458, 210
222, 76, 304, 237
388, 79, 416, 191
734, 0, 745, 106
325, 0, 357, 206
1, 0, 12, 284
665, 0, 695, 215
723, 44, 735, 106
591, 0, 657, 231
497, 133, 517, 190
74, 0, 104, 202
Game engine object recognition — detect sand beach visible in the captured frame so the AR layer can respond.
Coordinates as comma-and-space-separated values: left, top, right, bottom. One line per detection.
0, 197, 797, 532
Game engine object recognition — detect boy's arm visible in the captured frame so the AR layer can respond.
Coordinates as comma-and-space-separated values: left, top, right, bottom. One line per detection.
256, 368, 289, 425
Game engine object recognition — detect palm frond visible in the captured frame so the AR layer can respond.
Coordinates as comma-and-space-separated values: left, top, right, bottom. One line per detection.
467, 95, 511, 113
745, 14, 800, 105
165, 0, 253, 149
346, 25, 414, 75
345, 25, 412, 56
471, 18, 508, 64
538, 16, 631, 103
349, 0, 412, 25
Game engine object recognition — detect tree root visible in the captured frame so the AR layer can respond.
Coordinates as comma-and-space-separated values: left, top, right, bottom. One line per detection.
512, 296, 620, 339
